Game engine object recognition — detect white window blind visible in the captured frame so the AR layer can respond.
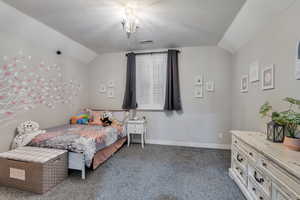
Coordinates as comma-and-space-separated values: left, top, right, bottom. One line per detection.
136, 54, 167, 110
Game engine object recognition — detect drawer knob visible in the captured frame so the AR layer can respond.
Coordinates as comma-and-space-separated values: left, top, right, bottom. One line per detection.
252, 187, 256, 192
236, 154, 244, 162
262, 162, 267, 167
259, 197, 263, 200
254, 171, 264, 184
249, 152, 253, 156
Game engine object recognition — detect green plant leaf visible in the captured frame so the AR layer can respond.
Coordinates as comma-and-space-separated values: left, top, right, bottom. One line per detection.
259, 102, 272, 118
283, 97, 300, 106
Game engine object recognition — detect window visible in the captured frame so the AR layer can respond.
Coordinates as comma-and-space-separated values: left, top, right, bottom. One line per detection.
136, 54, 167, 110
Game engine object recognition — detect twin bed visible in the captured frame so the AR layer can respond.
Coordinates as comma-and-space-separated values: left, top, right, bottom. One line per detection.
23, 110, 128, 179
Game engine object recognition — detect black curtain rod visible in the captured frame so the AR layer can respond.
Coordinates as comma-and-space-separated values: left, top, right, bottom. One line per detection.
126, 50, 180, 57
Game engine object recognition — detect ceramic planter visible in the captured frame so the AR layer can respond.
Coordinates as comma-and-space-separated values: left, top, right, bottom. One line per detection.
283, 136, 300, 151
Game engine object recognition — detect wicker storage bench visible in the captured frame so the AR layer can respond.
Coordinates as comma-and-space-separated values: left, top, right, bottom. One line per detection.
0, 147, 68, 194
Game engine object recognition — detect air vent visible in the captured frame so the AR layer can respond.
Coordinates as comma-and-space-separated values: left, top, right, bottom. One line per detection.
140, 40, 154, 44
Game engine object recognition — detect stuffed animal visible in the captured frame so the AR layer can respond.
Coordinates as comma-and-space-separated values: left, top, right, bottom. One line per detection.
77, 118, 89, 125
101, 112, 113, 127
12, 120, 45, 149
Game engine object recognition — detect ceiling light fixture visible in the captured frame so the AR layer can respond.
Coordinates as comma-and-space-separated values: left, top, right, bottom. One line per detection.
121, 3, 139, 38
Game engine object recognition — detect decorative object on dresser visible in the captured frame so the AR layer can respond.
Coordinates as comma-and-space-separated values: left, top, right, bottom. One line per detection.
127, 118, 147, 148
259, 98, 300, 150
229, 130, 300, 200
0, 147, 67, 194
259, 102, 285, 143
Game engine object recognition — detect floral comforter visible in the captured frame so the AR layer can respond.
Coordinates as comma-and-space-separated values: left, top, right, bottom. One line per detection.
28, 124, 126, 167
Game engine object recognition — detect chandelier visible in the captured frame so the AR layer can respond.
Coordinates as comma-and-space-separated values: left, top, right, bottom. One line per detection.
121, 4, 139, 38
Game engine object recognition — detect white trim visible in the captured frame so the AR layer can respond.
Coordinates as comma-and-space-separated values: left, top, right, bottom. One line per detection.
229, 168, 251, 200
146, 139, 231, 150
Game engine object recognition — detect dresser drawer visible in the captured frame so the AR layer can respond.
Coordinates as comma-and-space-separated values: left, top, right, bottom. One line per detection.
248, 178, 270, 200
232, 146, 248, 169
248, 165, 271, 196
233, 160, 248, 186
258, 157, 300, 198
232, 136, 259, 163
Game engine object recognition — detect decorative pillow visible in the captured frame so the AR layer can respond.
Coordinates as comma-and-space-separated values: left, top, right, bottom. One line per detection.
90, 111, 102, 123
70, 112, 90, 125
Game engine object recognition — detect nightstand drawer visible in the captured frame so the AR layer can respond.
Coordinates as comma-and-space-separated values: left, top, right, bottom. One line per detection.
127, 124, 137, 133
135, 124, 144, 133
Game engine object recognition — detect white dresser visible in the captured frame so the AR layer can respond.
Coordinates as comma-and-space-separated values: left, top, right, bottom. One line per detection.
230, 130, 300, 200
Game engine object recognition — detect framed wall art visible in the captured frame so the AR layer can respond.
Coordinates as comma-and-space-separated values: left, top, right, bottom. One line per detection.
194, 86, 203, 98
296, 41, 300, 80
108, 80, 115, 88
107, 88, 115, 98
99, 84, 106, 93
249, 61, 259, 82
240, 75, 248, 93
262, 65, 274, 90
206, 81, 215, 92
194, 75, 203, 86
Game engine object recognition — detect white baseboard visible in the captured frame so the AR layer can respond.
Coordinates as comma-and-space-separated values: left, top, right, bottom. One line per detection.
145, 139, 231, 150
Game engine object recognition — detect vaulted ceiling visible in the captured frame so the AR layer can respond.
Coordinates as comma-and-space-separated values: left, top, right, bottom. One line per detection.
3, 0, 246, 54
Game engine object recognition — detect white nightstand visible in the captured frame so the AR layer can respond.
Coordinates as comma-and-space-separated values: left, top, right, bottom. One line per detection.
127, 119, 146, 148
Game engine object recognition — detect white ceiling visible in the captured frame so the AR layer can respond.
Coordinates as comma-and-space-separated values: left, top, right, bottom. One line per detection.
3, 0, 246, 54
219, 0, 296, 53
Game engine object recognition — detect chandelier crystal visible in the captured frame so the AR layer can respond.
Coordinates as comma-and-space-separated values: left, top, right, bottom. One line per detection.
121, 4, 139, 38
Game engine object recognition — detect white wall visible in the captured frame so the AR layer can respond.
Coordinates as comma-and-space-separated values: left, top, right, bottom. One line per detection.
231, 1, 300, 132
88, 46, 233, 149
0, 2, 97, 152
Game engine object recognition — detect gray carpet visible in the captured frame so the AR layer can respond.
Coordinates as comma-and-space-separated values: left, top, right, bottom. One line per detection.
0, 144, 245, 200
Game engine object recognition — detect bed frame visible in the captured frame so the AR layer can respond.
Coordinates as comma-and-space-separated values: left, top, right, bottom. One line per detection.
68, 152, 86, 179
61, 109, 130, 180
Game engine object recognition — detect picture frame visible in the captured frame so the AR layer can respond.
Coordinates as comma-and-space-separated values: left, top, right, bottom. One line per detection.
240, 75, 248, 93
296, 41, 300, 80
262, 65, 275, 90
249, 61, 259, 82
99, 84, 106, 93
107, 88, 115, 98
194, 86, 203, 98
194, 75, 203, 86
206, 81, 215, 92
107, 80, 115, 88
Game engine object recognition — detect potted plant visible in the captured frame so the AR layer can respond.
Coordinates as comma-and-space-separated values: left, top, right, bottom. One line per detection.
260, 97, 300, 151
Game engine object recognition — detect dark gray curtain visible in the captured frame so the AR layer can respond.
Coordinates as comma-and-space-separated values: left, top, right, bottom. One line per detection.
164, 50, 182, 111
122, 53, 137, 109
